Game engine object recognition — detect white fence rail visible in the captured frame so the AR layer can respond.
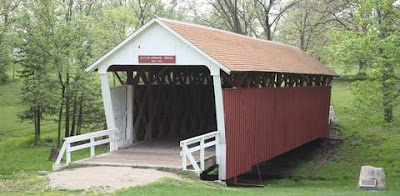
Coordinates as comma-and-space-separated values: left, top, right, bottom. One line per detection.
53, 129, 117, 171
180, 131, 219, 173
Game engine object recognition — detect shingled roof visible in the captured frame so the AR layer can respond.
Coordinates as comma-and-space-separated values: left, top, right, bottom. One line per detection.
160, 18, 337, 76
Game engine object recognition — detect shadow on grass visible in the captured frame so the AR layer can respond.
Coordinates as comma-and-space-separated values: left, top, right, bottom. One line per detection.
237, 135, 343, 184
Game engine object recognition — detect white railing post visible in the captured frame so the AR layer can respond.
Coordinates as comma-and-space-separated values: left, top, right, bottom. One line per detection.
90, 138, 95, 157
53, 129, 118, 171
109, 131, 114, 152
179, 131, 218, 173
200, 137, 205, 171
181, 142, 187, 170
215, 133, 220, 164
66, 143, 71, 165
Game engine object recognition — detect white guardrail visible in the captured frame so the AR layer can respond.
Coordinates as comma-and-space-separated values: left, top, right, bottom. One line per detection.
180, 131, 219, 173
53, 129, 117, 171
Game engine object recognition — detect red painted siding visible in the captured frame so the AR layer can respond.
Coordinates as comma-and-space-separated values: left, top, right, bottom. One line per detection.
223, 86, 331, 179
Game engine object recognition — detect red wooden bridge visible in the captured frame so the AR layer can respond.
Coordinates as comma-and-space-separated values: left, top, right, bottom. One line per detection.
54, 18, 336, 182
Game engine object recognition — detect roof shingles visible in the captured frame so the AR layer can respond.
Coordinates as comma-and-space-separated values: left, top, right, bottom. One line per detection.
160, 18, 337, 76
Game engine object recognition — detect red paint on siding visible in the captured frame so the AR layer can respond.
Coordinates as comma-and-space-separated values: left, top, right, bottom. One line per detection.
223, 86, 331, 179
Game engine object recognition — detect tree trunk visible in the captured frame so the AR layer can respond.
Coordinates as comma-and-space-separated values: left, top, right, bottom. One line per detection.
57, 102, 63, 148
357, 60, 367, 79
382, 70, 393, 122
34, 106, 41, 146
65, 73, 70, 137
231, 0, 244, 35
265, 25, 272, 40
263, 15, 272, 40
12, 66, 15, 80
376, 11, 393, 122
378, 33, 394, 122
70, 96, 77, 136
77, 94, 84, 135
57, 84, 65, 148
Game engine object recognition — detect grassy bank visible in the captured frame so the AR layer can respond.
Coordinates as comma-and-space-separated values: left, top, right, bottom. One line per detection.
0, 82, 106, 176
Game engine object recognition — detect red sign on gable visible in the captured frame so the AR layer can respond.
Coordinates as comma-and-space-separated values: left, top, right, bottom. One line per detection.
138, 55, 176, 64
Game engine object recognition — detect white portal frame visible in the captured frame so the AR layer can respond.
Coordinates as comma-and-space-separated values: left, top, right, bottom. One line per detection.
87, 18, 229, 180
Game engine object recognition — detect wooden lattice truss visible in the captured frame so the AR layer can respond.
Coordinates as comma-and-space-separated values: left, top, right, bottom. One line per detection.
108, 65, 216, 141
221, 72, 333, 88
108, 65, 212, 86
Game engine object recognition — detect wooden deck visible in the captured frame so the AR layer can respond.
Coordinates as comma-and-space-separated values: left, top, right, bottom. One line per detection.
75, 138, 215, 169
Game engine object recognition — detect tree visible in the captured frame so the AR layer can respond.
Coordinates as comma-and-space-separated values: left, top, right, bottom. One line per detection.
16, 0, 106, 147
13, 0, 187, 147
18, 61, 57, 145
0, 0, 20, 83
253, 0, 299, 40
203, 0, 258, 35
16, 0, 60, 145
276, 0, 352, 57
325, 0, 400, 123
131, 0, 164, 28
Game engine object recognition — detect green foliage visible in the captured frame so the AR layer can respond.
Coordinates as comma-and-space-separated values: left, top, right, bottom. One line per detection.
349, 80, 385, 124
14, 0, 108, 140
0, 62, 8, 83
324, 0, 400, 123
276, 0, 350, 58
16, 0, 60, 119
323, 30, 375, 76
92, 6, 138, 55
0, 0, 19, 83
0, 0, 186, 146
0, 39, 12, 83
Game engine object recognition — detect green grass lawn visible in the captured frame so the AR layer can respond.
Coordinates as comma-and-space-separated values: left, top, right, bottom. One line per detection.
0, 82, 57, 175
0, 81, 107, 176
1, 80, 400, 195
118, 178, 400, 196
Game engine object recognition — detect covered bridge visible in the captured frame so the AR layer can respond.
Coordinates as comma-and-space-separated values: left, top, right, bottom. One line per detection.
54, 18, 337, 181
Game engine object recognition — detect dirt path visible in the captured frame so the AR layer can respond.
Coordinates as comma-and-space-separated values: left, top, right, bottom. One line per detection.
48, 166, 179, 190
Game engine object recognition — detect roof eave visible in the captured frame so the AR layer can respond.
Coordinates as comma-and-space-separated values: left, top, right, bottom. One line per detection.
85, 18, 159, 72
156, 18, 231, 75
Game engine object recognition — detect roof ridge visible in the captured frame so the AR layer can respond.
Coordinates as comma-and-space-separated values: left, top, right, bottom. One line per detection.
156, 17, 301, 51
